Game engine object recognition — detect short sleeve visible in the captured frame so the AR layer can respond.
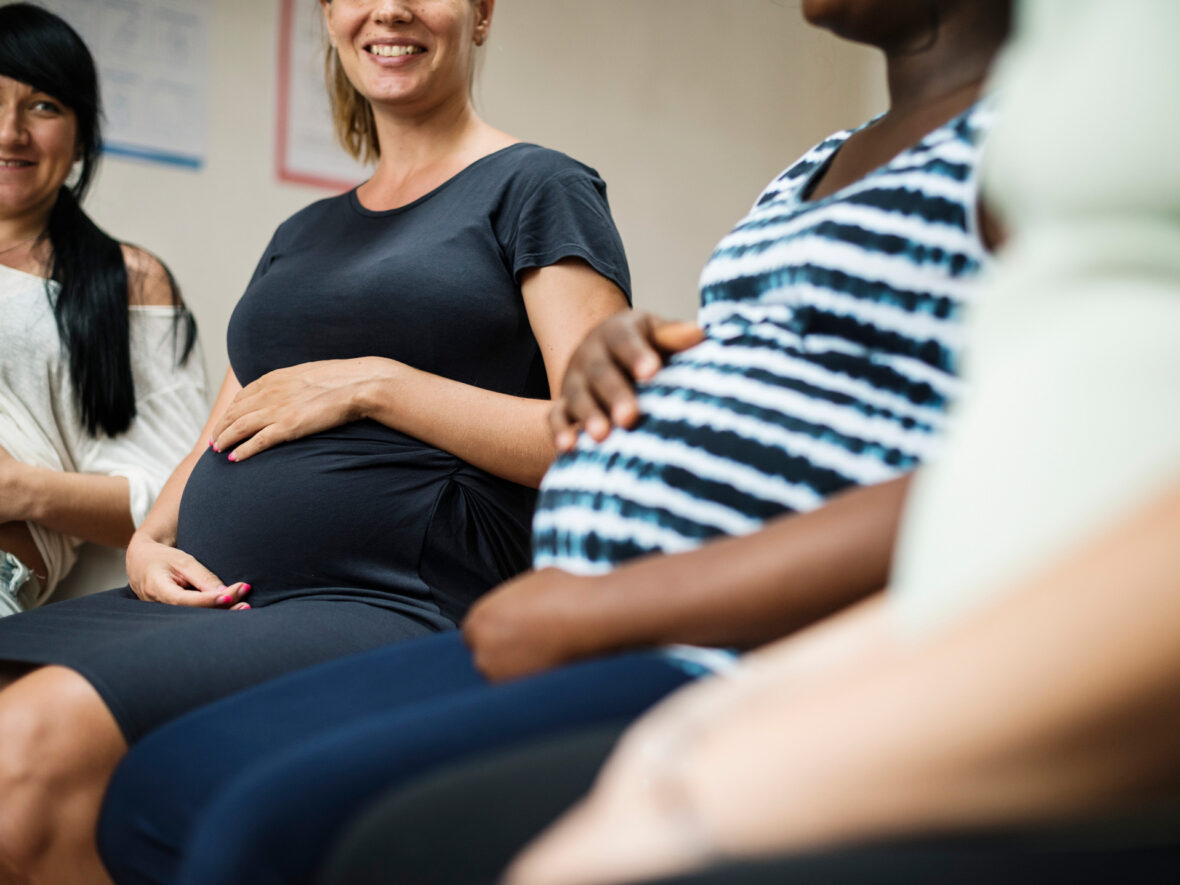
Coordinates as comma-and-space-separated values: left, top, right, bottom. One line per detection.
509, 169, 632, 302
78, 308, 209, 525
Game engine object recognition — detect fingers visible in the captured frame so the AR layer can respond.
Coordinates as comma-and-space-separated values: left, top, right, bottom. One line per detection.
209, 410, 269, 458
561, 364, 614, 443
222, 424, 290, 463
555, 312, 692, 450
159, 552, 252, 608
604, 313, 665, 381
651, 320, 705, 354
549, 398, 579, 454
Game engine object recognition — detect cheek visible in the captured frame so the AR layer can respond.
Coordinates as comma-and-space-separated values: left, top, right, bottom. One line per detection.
42, 127, 80, 175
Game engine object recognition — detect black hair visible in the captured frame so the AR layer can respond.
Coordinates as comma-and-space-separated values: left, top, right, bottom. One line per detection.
0, 2, 196, 437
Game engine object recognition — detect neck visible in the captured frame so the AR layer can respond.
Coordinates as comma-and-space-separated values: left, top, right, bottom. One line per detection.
882, 4, 1010, 114
368, 90, 487, 185
0, 206, 52, 247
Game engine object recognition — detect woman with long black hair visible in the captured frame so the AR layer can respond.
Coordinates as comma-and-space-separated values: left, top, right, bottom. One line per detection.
0, 3, 205, 616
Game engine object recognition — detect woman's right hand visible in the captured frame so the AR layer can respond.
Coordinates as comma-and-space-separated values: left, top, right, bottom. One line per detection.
550, 312, 704, 452
125, 532, 251, 609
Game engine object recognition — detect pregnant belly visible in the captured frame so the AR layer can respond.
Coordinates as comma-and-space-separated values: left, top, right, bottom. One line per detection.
175, 422, 459, 601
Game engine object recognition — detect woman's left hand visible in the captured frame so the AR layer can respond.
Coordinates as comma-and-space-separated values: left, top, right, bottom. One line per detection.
210, 358, 393, 462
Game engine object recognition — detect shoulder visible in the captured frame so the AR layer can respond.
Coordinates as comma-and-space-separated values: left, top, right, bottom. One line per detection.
251, 192, 355, 259
489, 143, 608, 197
121, 245, 177, 307
271, 192, 353, 241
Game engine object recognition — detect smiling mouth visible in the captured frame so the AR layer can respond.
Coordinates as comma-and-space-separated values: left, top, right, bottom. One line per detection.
0, 160, 34, 168
366, 44, 425, 58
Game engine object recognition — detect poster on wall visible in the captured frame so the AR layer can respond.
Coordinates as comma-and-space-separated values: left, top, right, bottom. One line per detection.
42, 0, 210, 170
277, 0, 373, 190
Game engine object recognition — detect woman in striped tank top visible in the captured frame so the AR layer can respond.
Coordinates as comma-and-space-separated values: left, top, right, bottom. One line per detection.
97, 2, 1011, 883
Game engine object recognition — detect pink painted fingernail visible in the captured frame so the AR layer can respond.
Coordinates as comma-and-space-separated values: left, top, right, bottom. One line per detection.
227, 452, 237, 462
217, 593, 233, 605
239, 583, 252, 596
237, 604, 251, 611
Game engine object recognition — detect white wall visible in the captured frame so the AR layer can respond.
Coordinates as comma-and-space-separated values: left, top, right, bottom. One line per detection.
85, 0, 885, 390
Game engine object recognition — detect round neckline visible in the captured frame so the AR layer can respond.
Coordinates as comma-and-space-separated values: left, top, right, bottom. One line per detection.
796, 101, 977, 207
348, 142, 534, 218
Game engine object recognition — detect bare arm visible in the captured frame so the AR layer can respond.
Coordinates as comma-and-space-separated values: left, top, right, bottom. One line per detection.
0, 455, 133, 547
211, 259, 628, 488
509, 475, 1180, 885
464, 474, 909, 680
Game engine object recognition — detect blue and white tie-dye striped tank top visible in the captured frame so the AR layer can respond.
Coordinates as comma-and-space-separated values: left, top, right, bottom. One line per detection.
534, 100, 992, 576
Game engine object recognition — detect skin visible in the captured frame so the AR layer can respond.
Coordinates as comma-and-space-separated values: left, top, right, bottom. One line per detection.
0, 77, 175, 584
463, 0, 1010, 683
0, 2, 627, 882
509, 476, 1180, 884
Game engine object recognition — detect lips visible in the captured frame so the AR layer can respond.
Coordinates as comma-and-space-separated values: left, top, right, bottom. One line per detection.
366, 43, 426, 58
0, 159, 35, 168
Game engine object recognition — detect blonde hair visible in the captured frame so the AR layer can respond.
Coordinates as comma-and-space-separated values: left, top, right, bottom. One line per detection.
325, 45, 379, 164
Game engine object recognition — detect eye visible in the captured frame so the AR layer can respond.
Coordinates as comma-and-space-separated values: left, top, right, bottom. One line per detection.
31, 98, 63, 114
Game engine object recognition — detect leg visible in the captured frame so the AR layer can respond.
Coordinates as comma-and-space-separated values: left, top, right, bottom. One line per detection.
320, 725, 626, 885
173, 651, 695, 885
0, 666, 125, 885
99, 631, 489, 885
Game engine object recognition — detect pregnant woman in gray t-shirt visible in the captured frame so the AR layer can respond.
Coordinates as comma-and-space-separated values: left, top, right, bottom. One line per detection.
0, 1, 630, 881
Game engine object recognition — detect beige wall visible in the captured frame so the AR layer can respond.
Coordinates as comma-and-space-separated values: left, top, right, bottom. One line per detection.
85, 0, 885, 390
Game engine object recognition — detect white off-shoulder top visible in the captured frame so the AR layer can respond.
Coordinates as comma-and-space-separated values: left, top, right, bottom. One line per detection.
0, 262, 208, 601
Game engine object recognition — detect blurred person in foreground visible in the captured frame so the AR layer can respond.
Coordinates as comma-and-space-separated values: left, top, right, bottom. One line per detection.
501, 1, 1180, 881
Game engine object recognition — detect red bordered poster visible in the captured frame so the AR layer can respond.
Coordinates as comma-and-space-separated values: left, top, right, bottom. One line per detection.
276, 0, 371, 190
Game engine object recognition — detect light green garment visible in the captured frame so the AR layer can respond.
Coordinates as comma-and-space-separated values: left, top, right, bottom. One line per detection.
889, 0, 1180, 634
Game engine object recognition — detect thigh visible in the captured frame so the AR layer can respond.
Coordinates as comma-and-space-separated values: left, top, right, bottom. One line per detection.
175, 651, 696, 885
74, 599, 440, 742
321, 725, 626, 885
98, 629, 482, 885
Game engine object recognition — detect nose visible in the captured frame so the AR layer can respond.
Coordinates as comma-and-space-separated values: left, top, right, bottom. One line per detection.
0, 107, 29, 149
373, 0, 413, 25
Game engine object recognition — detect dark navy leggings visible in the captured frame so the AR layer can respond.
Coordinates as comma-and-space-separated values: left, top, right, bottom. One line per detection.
97, 629, 697, 885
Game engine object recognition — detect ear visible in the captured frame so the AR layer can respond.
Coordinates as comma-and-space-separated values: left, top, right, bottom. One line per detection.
320, 0, 337, 47
473, 0, 494, 44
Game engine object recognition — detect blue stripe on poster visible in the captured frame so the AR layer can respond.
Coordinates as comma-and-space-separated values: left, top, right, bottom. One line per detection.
102, 142, 204, 170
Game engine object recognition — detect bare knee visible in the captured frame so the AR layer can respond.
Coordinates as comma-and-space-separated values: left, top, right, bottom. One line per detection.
0, 668, 125, 874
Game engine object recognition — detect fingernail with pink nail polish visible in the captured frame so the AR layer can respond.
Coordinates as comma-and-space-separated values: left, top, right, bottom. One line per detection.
239, 583, 252, 597
227, 452, 237, 462
237, 604, 251, 611
217, 593, 233, 605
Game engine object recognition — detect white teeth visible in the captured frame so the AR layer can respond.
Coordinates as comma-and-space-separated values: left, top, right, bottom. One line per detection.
368, 44, 424, 57
0, 160, 33, 167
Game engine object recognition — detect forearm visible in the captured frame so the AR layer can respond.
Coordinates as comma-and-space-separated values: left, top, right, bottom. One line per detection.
357, 358, 555, 487
574, 475, 910, 653
2, 464, 134, 548
132, 445, 203, 548
688, 476, 1180, 855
